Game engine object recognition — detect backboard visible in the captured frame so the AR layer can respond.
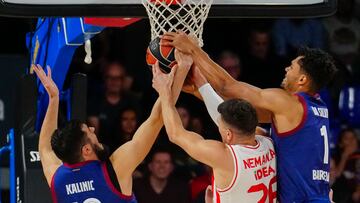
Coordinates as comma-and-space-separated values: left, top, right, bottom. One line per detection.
0, 0, 336, 17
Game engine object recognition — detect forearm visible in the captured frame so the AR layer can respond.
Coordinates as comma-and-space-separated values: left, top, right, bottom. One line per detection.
190, 46, 266, 103
160, 92, 185, 143
129, 65, 190, 165
198, 83, 223, 126
191, 47, 236, 95
132, 65, 190, 140
39, 97, 59, 153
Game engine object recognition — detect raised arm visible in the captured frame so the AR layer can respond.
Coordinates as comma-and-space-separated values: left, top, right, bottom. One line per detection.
110, 51, 192, 180
152, 63, 232, 173
32, 65, 62, 186
162, 32, 299, 123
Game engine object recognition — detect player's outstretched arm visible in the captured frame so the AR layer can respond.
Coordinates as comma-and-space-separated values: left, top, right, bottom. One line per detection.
32, 65, 62, 186
110, 51, 192, 180
152, 63, 231, 170
162, 32, 299, 123
162, 32, 234, 95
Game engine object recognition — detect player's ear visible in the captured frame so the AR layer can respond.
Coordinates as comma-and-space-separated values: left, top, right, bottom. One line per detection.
81, 143, 93, 157
226, 129, 232, 142
298, 74, 307, 85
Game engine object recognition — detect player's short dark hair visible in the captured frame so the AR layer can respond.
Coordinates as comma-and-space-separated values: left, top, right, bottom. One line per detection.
51, 119, 88, 164
297, 47, 337, 92
217, 99, 258, 136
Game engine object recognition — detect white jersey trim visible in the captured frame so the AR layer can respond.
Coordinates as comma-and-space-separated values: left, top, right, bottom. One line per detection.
216, 145, 239, 193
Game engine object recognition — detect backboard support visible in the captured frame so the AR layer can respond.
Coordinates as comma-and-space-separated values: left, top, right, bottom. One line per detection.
0, 0, 336, 18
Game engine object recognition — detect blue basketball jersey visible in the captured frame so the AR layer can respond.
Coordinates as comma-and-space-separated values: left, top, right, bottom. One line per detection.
51, 160, 137, 203
271, 92, 330, 203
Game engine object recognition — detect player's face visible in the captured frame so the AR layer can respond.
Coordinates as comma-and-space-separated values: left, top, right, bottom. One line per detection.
281, 56, 303, 92
81, 124, 110, 161
149, 153, 174, 180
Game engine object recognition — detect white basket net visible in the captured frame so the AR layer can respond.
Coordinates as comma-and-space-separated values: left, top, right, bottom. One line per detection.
142, 0, 213, 47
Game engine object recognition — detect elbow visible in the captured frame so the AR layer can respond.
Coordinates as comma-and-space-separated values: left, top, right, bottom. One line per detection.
166, 128, 180, 143
167, 130, 177, 143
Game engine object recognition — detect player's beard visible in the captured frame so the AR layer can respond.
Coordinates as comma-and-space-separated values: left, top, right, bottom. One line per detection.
93, 143, 110, 162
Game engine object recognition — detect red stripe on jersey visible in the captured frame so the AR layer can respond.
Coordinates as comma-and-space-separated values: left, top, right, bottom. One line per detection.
50, 170, 58, 203
216, 191, 221, 203
63, 160, 96, 168
101, 162, 134, 200
272, 94, 308, 137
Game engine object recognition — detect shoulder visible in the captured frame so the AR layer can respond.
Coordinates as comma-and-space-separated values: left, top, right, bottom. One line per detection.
255, 135, 274, 147
261, 88, 298, 104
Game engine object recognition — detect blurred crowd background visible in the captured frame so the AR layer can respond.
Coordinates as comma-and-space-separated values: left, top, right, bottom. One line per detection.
1, 0, 360, 202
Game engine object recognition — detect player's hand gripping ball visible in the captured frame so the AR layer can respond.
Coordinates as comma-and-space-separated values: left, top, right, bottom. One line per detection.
146, 36, 176, 73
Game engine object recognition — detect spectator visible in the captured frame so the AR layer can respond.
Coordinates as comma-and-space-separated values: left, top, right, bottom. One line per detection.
216, 50, 241, 80
241, 27, 286, 88
331, 156, 352, 203
190, 116, 204, 135
119, 107, 139, 144
332, 128, 360, 203
334, 129, 359, 176
342, 152, 360, 203
133, 148, 191, 203
87, 61, 141, 153
272, 19, 325, 58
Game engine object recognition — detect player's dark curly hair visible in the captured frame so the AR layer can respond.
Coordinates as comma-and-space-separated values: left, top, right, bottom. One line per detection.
51, 119, 88, 164
218, 99, 258, 136
297, 47, 337, 92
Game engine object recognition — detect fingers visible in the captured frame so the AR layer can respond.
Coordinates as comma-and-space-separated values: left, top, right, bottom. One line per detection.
159, 40, 173, 47
46, 65, 52, 79
154, 61, 162, 75
162, 32, 177, 37
33, 64, 48, 83
152, 62, 157, 77
32, 64, 39, 75
35, 64, 47, 78
174, 49, 181, 60
169, 65, 177, 80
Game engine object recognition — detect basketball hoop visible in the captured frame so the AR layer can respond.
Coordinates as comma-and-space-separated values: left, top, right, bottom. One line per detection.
142, 0, 213, 47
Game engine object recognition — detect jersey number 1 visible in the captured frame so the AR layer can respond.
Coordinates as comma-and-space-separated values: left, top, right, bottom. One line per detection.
320, 125, 329, 164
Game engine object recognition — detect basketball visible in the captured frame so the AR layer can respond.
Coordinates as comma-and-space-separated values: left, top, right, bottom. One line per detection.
146, 37, 176, 73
